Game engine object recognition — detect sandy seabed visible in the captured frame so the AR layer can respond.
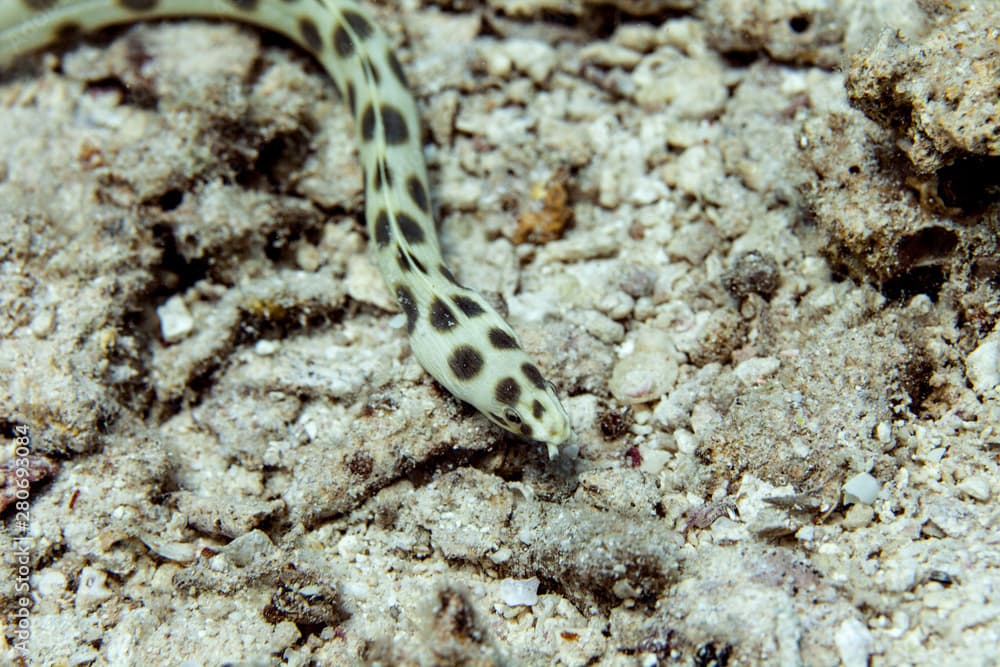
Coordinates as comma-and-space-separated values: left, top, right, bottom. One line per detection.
2, 0, 999, 665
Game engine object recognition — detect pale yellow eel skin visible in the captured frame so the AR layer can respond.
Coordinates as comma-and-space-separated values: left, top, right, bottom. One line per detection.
0, 0, 572, 452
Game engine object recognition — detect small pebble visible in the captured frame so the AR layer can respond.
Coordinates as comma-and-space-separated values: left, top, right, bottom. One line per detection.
612, 578, 640, 600
222, 529, 277, 567
723, 251, 780, 301
835, 616, 874, 667
843, 472, 881, 505
499, 577, 539, 607
966, 334, 1000, 395
254, 339, 279, 356
29, 308, 56, 338
489, 547, 513, 564
580, 42, 643, 68
295, 243, 321, 272
75, 566, 113, 611
842, 504, 875, 529
34, 569, 67, 599
503, 40, 556, 83
733, 356, 780, 385
609, 352, 678, 403
957, 475, 991, 502
158, 295, 194, 343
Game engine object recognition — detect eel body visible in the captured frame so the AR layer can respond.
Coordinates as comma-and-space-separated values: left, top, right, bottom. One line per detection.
0, 0, 573, 451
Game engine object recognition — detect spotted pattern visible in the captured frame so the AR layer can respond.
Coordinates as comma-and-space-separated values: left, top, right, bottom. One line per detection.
360, 104, 376, 141
410, 254, 426, 273
332, 24, 354, 58
429, 298, 457, 331
449, 346, 484, 380
374, 210, 391, 247
488, 328, 518, 350
119, 0, 158, 10
342, 10, 373, 39
387, 49, 408, 87
396, 212, 423, 244
298, 17, 323, 52
345, 81, 356, 114
54, 22, 84, 43
5, 0, 572, 452
452, 295, 484, 317
373, 161, 392, 190
396, 248, 413, 272
362, 57, 380, 85
521, 363, 546, 390
396, 285, 418, 333
406, 175, 429, 213
494, 377, 521, 406
439, 265, 461, 286
379, 104, 408, 144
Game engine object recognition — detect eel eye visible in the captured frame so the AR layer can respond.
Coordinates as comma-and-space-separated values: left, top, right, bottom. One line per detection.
504, 409, 521, 424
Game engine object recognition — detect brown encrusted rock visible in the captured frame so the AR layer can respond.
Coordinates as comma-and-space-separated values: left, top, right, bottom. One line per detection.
796, 1, 1000, 293
798, 100, 1000, 293
798, 108, 967, 289
846, 5, 1000, 176
697, 0, 848, 67
697, 0, 928, 68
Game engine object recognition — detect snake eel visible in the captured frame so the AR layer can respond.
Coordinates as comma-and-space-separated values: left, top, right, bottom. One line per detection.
0, 0, 573, 452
